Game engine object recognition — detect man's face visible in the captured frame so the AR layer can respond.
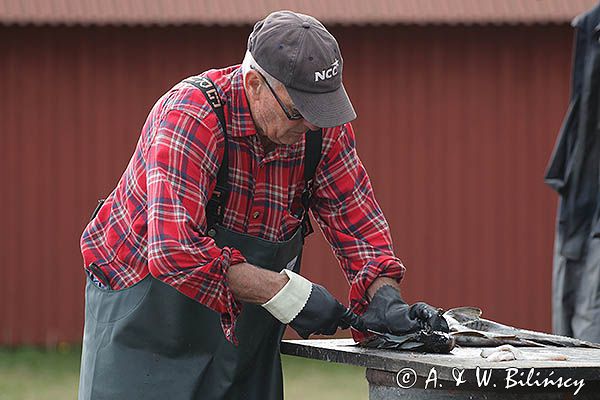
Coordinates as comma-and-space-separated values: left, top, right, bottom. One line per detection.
245, 70, 318, 146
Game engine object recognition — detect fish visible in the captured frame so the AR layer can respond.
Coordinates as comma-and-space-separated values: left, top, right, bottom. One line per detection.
355, 307, 456, 353
444, 307, 600, 349
342, 307, 456, 353
443, 312, 542, 347
359, 329, 456, 353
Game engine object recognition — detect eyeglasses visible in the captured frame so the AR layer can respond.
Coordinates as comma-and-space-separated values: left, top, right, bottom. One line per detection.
251, 66, 303, 120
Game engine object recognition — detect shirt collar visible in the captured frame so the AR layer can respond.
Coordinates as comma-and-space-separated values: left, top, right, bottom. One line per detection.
228, 67, 258, 138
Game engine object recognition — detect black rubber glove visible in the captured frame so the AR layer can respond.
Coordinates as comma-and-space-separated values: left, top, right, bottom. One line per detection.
409, 301, 449, 332
289, 284, 348, 339
362, 285, 449, 335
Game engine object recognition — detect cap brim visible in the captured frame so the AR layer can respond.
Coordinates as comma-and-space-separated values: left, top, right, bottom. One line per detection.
287, 83, 357, 128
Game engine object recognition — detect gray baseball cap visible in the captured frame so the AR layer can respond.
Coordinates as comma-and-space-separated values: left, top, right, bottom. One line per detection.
248, 10, 356, 128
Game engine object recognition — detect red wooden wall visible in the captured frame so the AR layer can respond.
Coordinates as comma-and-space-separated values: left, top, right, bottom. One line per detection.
0, 24, 571, 345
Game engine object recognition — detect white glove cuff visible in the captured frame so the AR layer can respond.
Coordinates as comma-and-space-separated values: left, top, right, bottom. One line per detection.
262, 269, 312, 324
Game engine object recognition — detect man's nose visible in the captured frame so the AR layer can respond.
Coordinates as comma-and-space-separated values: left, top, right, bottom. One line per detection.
303, 120, 319, 131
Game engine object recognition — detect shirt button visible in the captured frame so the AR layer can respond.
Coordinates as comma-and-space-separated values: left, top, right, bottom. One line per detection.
252, 211, 260, 219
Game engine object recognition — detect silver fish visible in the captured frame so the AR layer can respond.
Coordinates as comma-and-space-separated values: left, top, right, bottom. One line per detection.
444, 307, 600, 348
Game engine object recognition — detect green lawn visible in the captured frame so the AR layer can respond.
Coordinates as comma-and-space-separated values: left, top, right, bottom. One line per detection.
283, 354, 367, 400
0, 347, 367, 400
0, 346, 81, 400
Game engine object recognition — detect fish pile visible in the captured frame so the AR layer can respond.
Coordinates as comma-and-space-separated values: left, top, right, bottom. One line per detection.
444, 307, 600, 349
358, 306, 600, 353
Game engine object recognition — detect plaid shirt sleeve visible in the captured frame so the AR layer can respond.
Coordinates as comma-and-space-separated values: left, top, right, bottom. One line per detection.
311, 123, 406, 342
146, 108, 246, 344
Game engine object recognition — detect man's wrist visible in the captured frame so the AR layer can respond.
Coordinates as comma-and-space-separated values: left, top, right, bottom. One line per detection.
366, 277, 401, 301
228, 262, 290, 304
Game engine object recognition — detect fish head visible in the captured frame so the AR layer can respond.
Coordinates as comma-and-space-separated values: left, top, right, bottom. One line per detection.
443, 307, 483, 324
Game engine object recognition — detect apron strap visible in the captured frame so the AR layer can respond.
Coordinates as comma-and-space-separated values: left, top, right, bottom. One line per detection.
183, 76, 230, 234
300, 129, 323, 237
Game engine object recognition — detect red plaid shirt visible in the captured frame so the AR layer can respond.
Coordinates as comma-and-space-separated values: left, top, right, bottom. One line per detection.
80, 65, 405, 343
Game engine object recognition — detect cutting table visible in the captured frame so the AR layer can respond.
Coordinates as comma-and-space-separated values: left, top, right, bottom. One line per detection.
281, 338, 600, 399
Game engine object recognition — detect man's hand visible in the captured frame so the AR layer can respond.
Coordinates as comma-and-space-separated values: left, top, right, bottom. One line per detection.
362, 285, 449, 335
289, 283, 348, 338
409, 301, 449, 332
262, 270, 347, 338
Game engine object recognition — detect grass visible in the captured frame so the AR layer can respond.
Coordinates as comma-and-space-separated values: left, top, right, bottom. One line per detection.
0, 347, 367, 400
282, 355, 367, 400
0, 346, 81, 400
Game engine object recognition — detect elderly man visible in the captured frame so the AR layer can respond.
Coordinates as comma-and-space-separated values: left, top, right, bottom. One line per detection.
78, 10, 446, 400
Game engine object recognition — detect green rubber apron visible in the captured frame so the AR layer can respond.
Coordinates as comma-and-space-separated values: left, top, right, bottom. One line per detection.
78, 75, 323, 400
79, 226, 304, 400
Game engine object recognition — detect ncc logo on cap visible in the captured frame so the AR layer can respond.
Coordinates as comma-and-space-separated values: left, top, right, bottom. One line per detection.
314, 59, 340, 82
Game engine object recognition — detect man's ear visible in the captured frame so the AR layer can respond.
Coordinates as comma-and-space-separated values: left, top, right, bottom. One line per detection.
244, 70, 263, 100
